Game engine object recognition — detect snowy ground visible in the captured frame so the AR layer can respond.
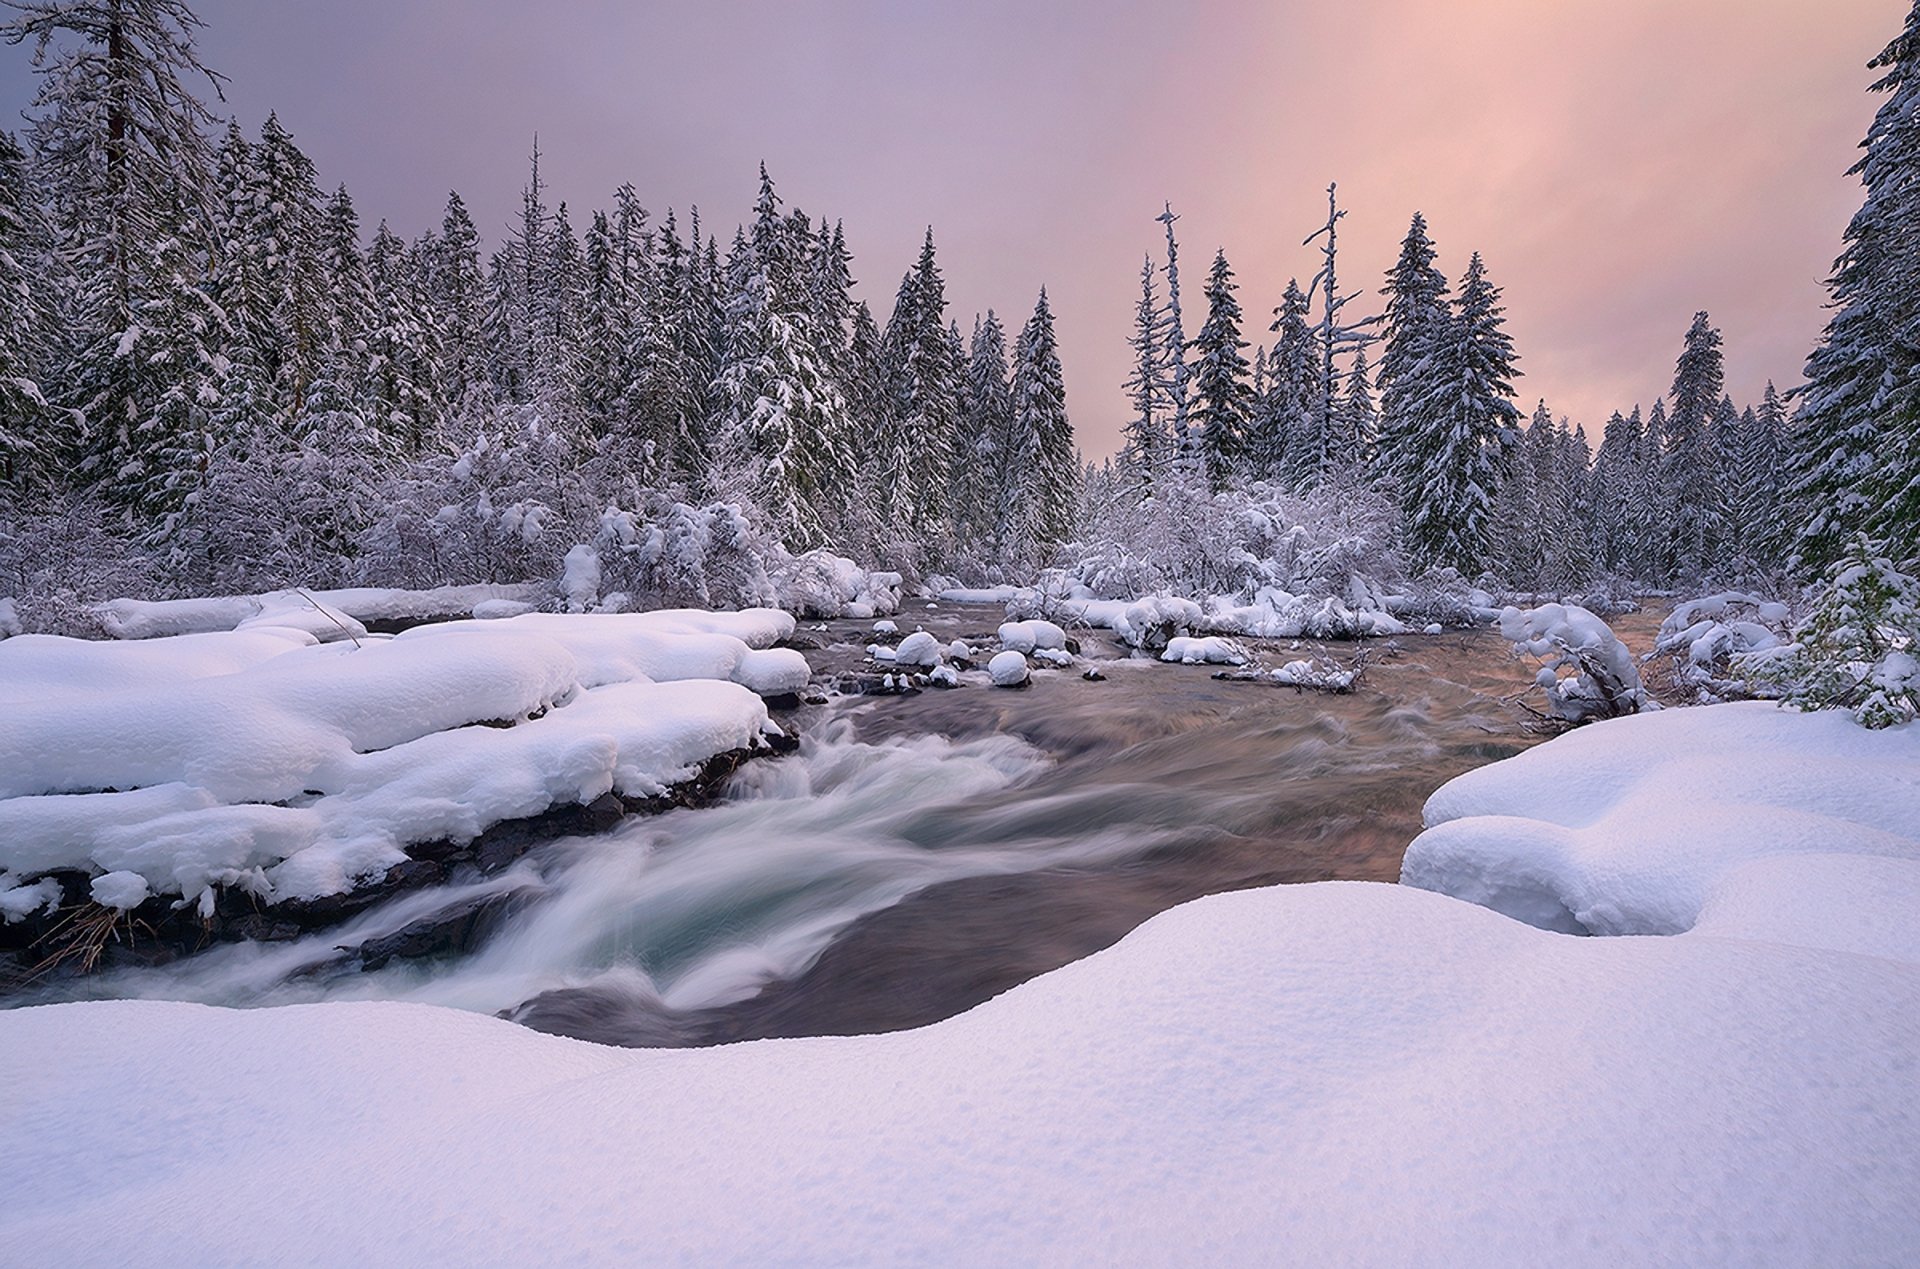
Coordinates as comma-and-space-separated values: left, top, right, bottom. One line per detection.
1, 701, 1914, 1263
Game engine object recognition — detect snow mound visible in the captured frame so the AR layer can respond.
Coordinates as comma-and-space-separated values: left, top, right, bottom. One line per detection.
3, 871, 1914, 1263
1161, 636, 1248, 666
1401, 700, 1920, 935
0, 610, 793, 906
996, 620, 1067, 654
893, 631, 942, 668
988, 650, 1030, 687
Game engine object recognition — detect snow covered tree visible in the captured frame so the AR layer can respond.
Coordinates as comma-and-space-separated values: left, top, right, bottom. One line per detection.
1786, 2, 1920, 577
5, 0, 224, 493
1120, 254, 1171, 489
879, 227, 965, 547
251, 113, 325, 414
1730, 381, 1788, 571
363, 220, 441, 453
1335, 348, 1378, 479
1663, 311, 1729, 580
1155, 202, 1193, 461
710, 165, 854, 548
1301, 184, 1379, 484
1259, 279, 1315, 486
1006, 288, 1073, 564
432, 191, 488, 411
961, 310, 1013, 558
1745, 534, 1920, 728
1400, 251, 1522, 577
1189, 247, 1253, 492
1376, 212, 1450, 490
0, 128, 50, 489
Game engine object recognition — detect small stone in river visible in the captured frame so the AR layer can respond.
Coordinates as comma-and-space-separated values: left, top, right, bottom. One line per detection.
988, 650, 1031, 688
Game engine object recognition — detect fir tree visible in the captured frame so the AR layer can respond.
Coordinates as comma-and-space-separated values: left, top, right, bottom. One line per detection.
1260, 279, 1316, 486
961, 311, 1014, 558
433, 191, 489, 410
1007, 288, 1072, 563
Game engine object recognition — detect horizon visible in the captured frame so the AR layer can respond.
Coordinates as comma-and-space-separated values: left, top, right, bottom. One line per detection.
0, 0, 1902, 456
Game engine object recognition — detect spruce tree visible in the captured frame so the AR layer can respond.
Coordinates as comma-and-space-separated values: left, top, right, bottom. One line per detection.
433, 191, 489, 410
1007, 288, 1073, 563
1261, 279, 1316, 487
961, 311, 1014, 559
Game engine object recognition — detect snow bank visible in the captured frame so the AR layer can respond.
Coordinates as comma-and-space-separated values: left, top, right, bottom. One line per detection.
0, 610, 796, 908
1649, 592, 1792, 700
1402, 700, 1920, 935
1007, 584, 1405, 652
4, 870, 1914, 1264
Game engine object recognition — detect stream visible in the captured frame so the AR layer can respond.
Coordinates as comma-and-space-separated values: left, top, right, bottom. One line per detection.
13, 601, 1665, 1045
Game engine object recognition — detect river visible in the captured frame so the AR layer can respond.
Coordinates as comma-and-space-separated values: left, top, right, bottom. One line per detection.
16, 600, 1668, 1045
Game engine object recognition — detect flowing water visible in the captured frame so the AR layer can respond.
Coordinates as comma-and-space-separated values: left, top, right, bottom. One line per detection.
15, 602, 1668, 1045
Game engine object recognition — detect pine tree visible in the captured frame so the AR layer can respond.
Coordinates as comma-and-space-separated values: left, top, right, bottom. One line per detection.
959, 311, 1013, 559
433, 191, 489, 410
1120, 254, 1171, 488
1302, 183, 1379, 484
1590, 408, 1639, 574
1006, 288, 1072, 563
252, 113, 326, 413
1189, 247, 1254, 492
1401, 251, 1521, 576
363, 220, 440, 453
317, 184, 373, 399
1155, 202, 1193, 461
1336, 348, 1378, 476
1732, 381, 1788, 570
5, 0, 225, 495
1787, 2, 1920, 575
1376, 212, 1451, 490
1664, 311, 1728, 580
0, 129, 50, 489
710, 165, 853, 547
1260, 279, 1316, 486
879, 227, 964, 547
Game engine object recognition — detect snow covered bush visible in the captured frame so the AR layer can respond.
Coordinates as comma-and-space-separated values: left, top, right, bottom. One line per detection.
1499, 602, 1655, 725
1647, 592, 1794, 702
1741, 537, 1919, 729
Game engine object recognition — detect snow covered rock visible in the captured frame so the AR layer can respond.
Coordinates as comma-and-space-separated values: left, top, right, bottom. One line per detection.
996, 620, 1067, 655
89, 584, 550, 640
1161, 636, 1249, 666
893, 631, 942, 669
988, 650, 1030, 687
1402, 700, 1920, 936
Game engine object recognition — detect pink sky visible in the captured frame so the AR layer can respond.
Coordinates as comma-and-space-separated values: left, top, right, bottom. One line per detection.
3, 0, 1904, 455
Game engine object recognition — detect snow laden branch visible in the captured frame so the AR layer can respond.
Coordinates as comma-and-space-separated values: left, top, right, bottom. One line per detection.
1499, 602, 1655, 726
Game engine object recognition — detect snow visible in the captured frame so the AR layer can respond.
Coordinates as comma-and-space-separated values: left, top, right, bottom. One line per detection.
88, 871, 149, 911
1161, 635, 1248, 665
1498, 602, 1653, 724
90, 584, 549, 639
892, 630, 942, 668
560, 544, 601, 613
872, 619, 898, 635
987, 649, 1030, 686
0, 596, 21, 638
0, 609, 795, 906
3, 867, 1914, 1263
1271, 658, 1358, 690
996, 619, 1067, 654
1403, 700, 1920, 935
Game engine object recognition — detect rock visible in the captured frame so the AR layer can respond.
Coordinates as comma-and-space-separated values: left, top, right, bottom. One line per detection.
351, 892, 518, 972
1082, 668, 1107, 682
894, 630, 942, 668
385, 859, 447, 891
